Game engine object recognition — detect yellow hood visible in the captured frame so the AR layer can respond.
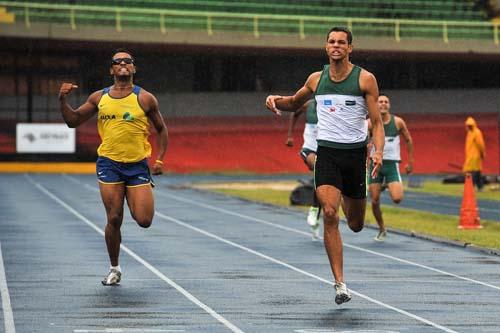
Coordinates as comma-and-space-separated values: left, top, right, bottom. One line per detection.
465, 116, 477, 128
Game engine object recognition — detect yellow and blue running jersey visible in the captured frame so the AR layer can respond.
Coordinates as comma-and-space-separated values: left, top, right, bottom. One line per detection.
97, 85, 151, 163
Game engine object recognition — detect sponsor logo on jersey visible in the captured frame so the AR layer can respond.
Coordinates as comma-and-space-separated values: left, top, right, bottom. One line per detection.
123, 112, 135, 121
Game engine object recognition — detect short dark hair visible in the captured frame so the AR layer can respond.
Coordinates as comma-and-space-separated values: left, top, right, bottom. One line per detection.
111, 48, 134, 61
326, 27, 353, 44
379, 93, 390, 100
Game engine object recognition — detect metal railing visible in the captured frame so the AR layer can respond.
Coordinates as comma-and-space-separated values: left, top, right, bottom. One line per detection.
0, 1, 498, 44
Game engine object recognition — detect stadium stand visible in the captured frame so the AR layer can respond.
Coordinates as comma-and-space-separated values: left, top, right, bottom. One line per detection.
0, 1, 499, 174
2, 0, 495, 41
7, 0, 489, 21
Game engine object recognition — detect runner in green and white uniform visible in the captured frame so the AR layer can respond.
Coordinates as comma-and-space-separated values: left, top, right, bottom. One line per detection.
266, 27, 385, 306
368, 93, 414, 241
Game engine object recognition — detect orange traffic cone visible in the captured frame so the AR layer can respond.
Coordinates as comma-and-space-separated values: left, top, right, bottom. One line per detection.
458, 173, 482, 229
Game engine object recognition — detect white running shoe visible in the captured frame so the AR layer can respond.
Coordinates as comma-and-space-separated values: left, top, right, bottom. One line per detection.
311, 224, 320, 240
334, 282, 352, 305
374, 230, 387, 242
101, 268, 121, 286
307, 206, 320, 227
307, 207, 321, 240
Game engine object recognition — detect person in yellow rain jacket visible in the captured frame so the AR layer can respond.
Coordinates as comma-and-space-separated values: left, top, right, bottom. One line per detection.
463, 116, 486, 190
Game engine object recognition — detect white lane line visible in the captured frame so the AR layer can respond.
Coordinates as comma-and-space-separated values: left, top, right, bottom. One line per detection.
294, 328, 400, 333
154, 190, 500, 292
28, 176, 245, 333
0, 242, 15, 333
62, 175, 461, 332
74, 329, 184, 332
153, 211, 459, 333
62, 175, 500, 292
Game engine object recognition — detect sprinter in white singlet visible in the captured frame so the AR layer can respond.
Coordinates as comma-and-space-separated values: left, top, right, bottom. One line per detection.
266, 27, 384, 305
368, 93, 414, 242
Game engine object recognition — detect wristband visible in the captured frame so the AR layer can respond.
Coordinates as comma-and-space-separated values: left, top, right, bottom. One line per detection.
155, 159, 164, 165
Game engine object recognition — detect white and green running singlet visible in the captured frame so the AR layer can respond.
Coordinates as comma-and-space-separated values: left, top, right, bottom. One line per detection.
314, 65, 368, 149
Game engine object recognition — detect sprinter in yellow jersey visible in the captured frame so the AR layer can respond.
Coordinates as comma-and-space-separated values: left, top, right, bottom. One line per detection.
58, 49, 168, 286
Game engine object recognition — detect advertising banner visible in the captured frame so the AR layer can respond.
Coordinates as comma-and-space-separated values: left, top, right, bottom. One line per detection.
16, 123, 75, 153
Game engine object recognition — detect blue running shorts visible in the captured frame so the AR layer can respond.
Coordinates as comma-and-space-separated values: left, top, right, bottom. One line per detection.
96, 156, 154, 187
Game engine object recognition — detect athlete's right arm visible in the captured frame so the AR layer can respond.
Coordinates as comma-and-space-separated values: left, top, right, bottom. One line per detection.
266, 72, 320, 115
59, 83, 99, 128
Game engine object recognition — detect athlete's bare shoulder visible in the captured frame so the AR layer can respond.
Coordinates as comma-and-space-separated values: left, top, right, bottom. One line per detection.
138, 86, 153, 98
305, 71, 323, 93
359, 67, 376, 82
307, 71, 322, 82
137, 87, 159, 113
358, 67, 378, 94
88, 89, 105, 105
394, 115, 407, 129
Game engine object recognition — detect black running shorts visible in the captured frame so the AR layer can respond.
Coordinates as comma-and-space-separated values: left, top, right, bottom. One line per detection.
314, 145, 367, 199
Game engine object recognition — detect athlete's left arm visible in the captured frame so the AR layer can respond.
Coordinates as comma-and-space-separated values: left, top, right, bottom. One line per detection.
286, 101, 308, 147
141, 91, 168, 175
396, 116, 414, 174
360, 70, 384, 178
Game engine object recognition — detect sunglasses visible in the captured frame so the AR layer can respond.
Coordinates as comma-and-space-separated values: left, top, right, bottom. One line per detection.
111, 58, 134, 65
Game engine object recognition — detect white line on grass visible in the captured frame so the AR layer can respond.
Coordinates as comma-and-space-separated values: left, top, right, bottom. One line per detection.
0, 242, 15, 333
28, 175, 245, 333
154, 190, 500, 292
152, 211, 459, 333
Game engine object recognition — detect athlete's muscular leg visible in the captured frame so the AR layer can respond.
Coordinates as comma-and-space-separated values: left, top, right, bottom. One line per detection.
99, 183, 125, 266
306, 153, 320, 208
369, 183, 384, 231
316, 185, 344, 283
126, 185, 154, 228
341, 196, 366, 232
387, 182, 404, 204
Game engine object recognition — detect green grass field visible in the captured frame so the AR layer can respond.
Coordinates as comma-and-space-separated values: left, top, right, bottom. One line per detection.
208, 187, 500, 250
